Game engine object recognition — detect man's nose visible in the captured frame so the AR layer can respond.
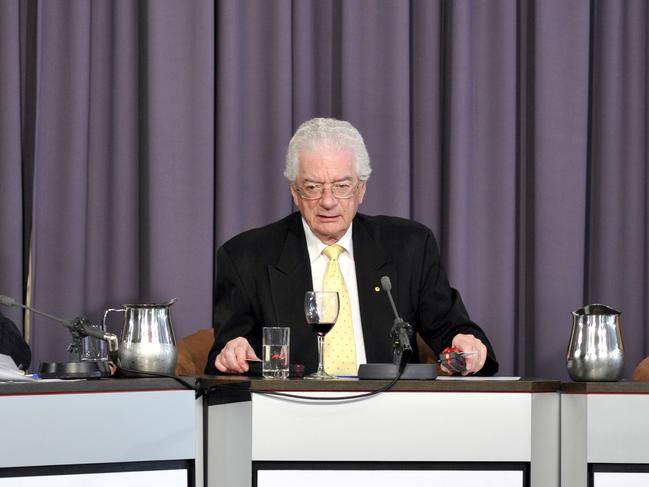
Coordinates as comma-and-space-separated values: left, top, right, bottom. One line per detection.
318, 187, 338, 208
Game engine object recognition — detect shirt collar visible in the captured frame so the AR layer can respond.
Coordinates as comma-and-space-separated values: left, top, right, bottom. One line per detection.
302, 218, 354, 264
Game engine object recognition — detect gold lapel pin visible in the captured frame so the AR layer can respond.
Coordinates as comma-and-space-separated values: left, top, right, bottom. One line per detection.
374, 286, 381, 292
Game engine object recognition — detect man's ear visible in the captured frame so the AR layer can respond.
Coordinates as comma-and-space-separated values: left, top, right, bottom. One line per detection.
357, 181, 367, 204
290, 185, 300, 207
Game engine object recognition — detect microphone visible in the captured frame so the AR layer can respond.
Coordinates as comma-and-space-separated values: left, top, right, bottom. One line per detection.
379, 276, 397, 317
0, 294, 117, 378
0, 295, 118, 353
356, 278, 436, 380
379, 276, 413, 370
2, 294, 76, 332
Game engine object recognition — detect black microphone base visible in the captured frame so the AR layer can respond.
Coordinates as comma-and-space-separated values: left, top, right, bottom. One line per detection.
357, 363, 437, 380
39, 360, 111, 379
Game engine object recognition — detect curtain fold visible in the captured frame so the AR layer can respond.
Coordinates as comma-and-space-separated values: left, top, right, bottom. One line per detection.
215, 0, 294, 243
586, 0, 649, 359
525, 0, 591, 375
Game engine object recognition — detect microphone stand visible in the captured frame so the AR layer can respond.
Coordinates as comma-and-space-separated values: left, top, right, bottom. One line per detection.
0, 295, 118, 379
391, 318, 413, 373
357, 277, 437, 380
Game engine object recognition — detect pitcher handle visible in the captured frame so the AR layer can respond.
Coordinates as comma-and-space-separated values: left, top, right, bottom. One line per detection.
102, 308, 125, 332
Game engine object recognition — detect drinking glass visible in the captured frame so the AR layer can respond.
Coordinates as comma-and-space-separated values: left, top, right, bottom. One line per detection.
81, 323, 108, 363
304, 291, 339, 379
262, 326, 290, 379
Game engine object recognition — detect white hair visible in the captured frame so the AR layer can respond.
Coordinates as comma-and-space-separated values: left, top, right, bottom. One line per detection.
284, 118, 372, 183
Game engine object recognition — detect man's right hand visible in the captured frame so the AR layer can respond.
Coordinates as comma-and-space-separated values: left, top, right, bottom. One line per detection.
214, 337, 259, 374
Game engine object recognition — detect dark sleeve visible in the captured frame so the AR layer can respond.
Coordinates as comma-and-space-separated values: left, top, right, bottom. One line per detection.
204, 245, 262, 374
0, 311, 31, 370
415, 230, 499, 376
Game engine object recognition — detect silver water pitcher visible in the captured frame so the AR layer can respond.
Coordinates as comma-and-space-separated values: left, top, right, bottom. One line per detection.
566, 304, 624, 381
103, 299, 178, 376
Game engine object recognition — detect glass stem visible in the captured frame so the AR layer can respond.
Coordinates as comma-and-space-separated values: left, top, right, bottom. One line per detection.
317, 335, 325, 374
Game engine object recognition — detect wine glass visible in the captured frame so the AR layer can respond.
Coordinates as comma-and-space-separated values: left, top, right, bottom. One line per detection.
304, 291, 339, 379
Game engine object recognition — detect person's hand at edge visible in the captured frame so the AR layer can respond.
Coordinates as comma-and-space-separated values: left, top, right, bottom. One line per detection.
214, 336, 258, 374
439, 333, 488, 375
449, 333, 487, 375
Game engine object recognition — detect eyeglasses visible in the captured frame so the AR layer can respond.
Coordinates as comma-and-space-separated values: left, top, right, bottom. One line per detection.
294, 181, 362, 200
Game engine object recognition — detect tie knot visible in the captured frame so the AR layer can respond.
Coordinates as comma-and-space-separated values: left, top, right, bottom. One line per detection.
323, 244, 344, 261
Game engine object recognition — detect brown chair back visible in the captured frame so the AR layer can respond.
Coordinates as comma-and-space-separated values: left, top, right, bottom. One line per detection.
633, 356, 649, 381
175, 328, 215, 376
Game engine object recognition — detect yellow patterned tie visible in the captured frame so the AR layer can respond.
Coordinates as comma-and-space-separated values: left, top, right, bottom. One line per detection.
322, 244, 357, 375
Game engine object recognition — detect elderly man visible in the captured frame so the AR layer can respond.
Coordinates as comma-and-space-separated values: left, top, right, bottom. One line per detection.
206, 118, 498, 376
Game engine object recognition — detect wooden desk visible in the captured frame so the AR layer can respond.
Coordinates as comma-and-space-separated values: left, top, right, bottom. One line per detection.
202, 377, 560, 487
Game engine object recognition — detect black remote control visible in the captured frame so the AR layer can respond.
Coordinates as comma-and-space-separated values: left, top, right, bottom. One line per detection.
439, 348, 467, 374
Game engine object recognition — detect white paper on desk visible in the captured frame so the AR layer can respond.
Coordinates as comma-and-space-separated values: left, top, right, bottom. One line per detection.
0, 353, 34, 382
436, 375, 521, 381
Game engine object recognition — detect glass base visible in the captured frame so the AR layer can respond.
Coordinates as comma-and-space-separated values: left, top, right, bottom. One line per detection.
305, 370, 337, 380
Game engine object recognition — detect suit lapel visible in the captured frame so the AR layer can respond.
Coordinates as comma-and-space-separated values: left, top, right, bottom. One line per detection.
268, 214, 312, 321
353, 216, 397, 362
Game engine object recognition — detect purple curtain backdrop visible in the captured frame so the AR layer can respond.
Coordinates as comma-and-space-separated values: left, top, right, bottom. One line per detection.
1, 0, 214, 366
1, 0, 647, 379
213, 0, 649, 379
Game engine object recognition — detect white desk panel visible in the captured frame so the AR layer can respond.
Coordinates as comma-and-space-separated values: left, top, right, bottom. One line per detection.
0, 390, 196, 468
204, 378, 560, 487
251, 391, 532, 462
588, 394, 649, 463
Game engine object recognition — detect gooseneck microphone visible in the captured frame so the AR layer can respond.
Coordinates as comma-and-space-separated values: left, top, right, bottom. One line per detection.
0, 295, 118, 352
379, 276, 413, 370
356, 277, 436, 380
0, 294, 118, 378
379, 276, 398, 318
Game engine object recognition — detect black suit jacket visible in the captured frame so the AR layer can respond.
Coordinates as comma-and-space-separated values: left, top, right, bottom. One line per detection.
205, 212, 498, 375
0, 310, 31, 370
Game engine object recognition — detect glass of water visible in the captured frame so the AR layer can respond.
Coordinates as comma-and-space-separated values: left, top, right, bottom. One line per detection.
262, 327, 290, 379
81, 323, 108, 362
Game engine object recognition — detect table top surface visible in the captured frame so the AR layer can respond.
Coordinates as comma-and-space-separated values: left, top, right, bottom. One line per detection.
561, 380, 649, 394
2, 375, 649, 397
0, 376, 196, 396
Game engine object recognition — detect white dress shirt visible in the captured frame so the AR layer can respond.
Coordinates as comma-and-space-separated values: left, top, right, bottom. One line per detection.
302, 219, 367, 367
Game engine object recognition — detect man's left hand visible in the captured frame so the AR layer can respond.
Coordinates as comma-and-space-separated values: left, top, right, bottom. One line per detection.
449, 333, 487, 375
